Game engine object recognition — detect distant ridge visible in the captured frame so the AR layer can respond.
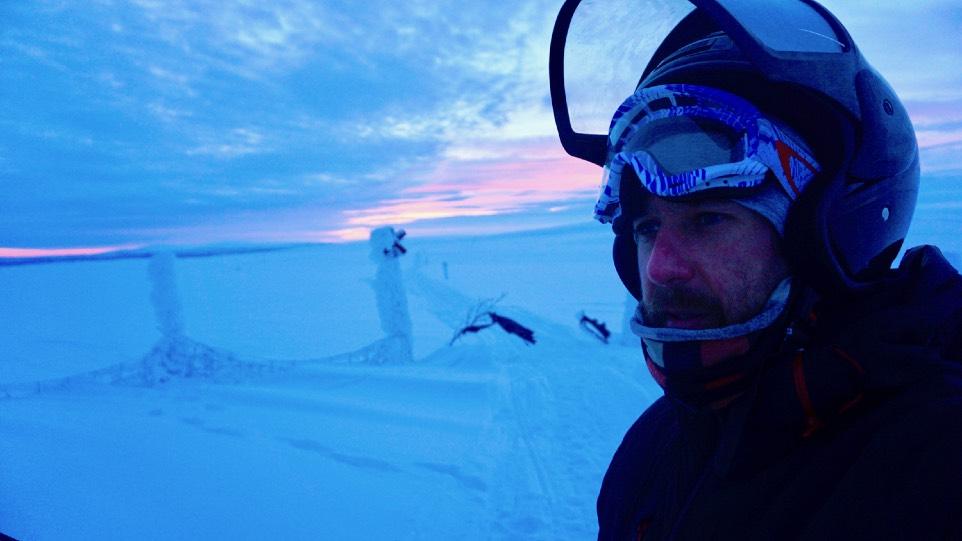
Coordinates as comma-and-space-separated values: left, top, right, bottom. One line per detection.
0, 242, 325, 267
1, 221, 612, 268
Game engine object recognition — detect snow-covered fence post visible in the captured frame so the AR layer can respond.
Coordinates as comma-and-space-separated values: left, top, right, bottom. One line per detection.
141, 250, 235, 383
369, 227, 414, 363
148, 250, 184, 340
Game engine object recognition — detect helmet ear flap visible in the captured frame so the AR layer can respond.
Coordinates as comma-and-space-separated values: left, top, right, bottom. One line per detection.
611, 165, 644, 300
613, 233, 641, 300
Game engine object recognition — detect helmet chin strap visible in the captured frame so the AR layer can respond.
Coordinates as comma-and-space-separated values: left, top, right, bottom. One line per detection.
632, 277, 792, 368
631, 277, 799, 410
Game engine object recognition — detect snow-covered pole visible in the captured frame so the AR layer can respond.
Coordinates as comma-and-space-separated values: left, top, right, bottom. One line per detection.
369, 227, 414, 363
148, 250, 184, 340
141, 249, 234, 383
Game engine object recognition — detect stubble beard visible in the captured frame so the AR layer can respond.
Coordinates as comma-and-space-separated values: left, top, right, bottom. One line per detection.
640, 284, 727, 329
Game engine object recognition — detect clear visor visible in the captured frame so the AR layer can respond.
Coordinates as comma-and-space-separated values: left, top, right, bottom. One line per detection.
562, 0, 847, 136
564, 0, 694, 135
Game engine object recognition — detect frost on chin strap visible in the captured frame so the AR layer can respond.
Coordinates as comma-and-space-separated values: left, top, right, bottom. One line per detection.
594, 84, 820, 225
631, 278, 792, 369
631, 278, 793, 409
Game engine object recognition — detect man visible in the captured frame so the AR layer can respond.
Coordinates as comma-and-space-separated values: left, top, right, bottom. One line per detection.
548, 1, 962, 539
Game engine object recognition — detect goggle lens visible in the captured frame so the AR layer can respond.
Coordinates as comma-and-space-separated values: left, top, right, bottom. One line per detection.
622, 116, 743, 175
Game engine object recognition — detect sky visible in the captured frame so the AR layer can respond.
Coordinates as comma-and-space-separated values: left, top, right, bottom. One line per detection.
1, 0, 961, 256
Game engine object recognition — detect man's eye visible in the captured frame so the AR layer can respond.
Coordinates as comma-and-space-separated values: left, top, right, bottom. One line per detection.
632, 219, 659, 242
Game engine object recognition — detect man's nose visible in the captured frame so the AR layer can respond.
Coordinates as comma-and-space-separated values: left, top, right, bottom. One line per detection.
643, 231, 694, 286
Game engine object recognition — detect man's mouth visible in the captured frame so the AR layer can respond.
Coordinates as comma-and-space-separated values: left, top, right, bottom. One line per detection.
663, 312, 712, 329
642, 286, 724, 330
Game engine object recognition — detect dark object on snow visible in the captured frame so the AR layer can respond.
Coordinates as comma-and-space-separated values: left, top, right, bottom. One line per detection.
383, 229, 407, 258
449, 317, 496, 345
489, 312, 536, 345
450, 311, 536, 346
579, 313, 611, 344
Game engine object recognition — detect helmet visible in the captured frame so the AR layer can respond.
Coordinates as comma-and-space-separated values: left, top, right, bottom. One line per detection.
550, 0, 920, 298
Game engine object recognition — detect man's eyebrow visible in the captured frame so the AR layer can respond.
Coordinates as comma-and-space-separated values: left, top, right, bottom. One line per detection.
688, 197, 741, 211
632, 195, 653, 219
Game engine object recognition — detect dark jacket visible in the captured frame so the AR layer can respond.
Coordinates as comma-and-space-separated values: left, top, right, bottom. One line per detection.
598, 246, 962, 540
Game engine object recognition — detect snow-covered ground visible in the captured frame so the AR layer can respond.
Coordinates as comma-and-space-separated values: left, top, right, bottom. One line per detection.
1, 177, 960, 540
0, 222, 657, 540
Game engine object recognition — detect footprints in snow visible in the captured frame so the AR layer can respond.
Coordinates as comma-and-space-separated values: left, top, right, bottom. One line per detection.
163, 413, 491, 494
281, 437, 402, 473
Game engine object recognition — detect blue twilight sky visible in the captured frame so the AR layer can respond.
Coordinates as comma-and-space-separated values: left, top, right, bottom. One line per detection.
1, 0, 961, 255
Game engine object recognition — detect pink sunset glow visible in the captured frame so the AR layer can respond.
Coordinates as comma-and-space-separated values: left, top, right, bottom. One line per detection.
916, 128, 962, 151
341, 138, 602, 231
906, 99, 962, 128
0, 244, 141, 259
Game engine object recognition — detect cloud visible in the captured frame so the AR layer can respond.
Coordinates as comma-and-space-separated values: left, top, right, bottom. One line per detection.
338, 137, 600, 231
124, 0, 530, 82
906, 98, 962, 173
820, 0, 962, 101
920, 144, 962, 174
320, 228, 371, 242
147, 65, 191, 86
907, 99, 962, 129
129, 0, 341, 76
5, 1, 581, 249
96, 71, 126, 90
186, 128, 267, 159
352, 1, 560, 141
322, 1, 615, 238
148, 101, 193, 123
344, 196, 501, 228
916, 127, 962, 150
19, 0, 959, 251
363, 98, 559, 145
301, 173, 355, 187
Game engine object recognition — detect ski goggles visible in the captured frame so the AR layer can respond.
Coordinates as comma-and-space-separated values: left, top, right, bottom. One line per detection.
594, 84, 820, 224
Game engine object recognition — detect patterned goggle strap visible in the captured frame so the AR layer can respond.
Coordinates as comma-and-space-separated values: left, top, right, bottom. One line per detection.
594, 84, 820, 224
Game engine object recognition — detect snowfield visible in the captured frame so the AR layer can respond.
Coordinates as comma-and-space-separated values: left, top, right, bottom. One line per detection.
1, 177, 959, 540
0, 223, 660, 540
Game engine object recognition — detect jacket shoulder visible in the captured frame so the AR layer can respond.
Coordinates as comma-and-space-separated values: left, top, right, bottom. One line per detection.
806, 364, 962, 538
596, 397, 680, 539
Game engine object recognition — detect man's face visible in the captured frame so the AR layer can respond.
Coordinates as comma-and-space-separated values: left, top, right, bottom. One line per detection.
633, 196, 788, 330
